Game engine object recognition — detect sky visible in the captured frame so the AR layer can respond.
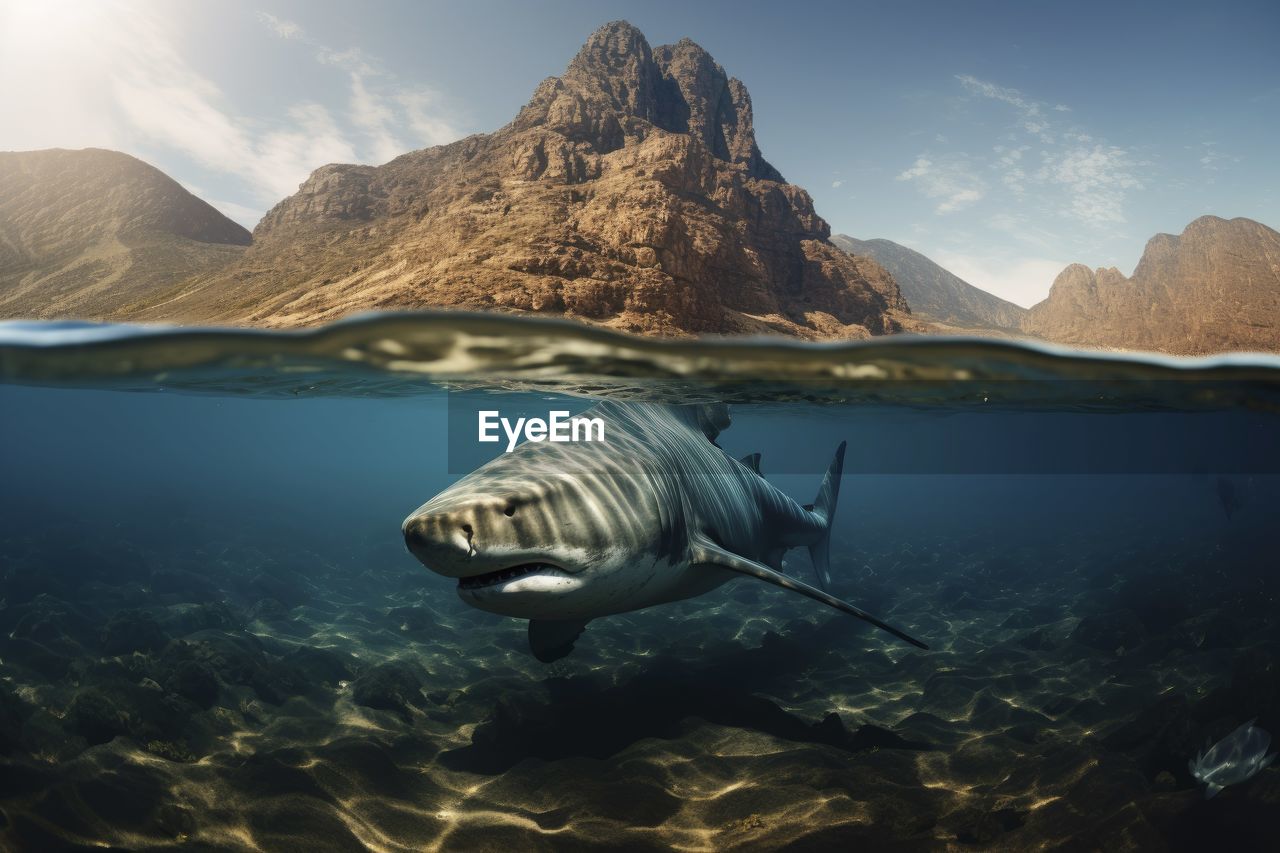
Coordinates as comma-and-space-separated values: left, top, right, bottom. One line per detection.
2, 0, 1277, 307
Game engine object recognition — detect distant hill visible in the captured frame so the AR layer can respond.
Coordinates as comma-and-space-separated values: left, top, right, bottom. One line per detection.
113, 21, 910, 338
0, 148, 250, 321
1022, 216, 1280, 354
831, 235, 1026, 331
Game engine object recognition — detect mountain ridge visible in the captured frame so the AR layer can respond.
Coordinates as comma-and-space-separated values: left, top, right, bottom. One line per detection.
830, 235, 1026, 331
1023, 215, 1280, 353
0, 148, 250, 320
128, 20, 911, 339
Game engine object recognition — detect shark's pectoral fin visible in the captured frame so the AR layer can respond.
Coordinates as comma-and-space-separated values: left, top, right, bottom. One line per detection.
528, 618, 590, 663
690, 536, 928, 650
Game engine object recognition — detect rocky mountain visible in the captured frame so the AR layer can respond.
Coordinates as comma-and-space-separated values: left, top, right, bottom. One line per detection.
0, 148, 250, 320
126, 21, 909, 338
831, 235, 1026, 331
1022, 216, 1280, 354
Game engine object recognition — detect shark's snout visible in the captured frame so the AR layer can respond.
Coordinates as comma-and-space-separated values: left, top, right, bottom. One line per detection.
402, 511, 476, 574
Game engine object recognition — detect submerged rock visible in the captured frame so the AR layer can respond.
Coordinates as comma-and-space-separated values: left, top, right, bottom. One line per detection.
156, 631, 302, 705
1070, 609, 1145, 652
0, 685, 32, 756
161, 601, 244, 636
955, 806, 1027, 845
249, 597, 289, 621
286, 646, 356, 687
64, 688, 131, 745
352, 661, 424, 719
149, 569, 223, 603
164, 660, 219, 709
101, 610, 169, 655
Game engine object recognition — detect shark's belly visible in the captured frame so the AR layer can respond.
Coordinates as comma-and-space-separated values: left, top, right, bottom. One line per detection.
556, 557, 736, 618
462, 555, 736, 621
611, 559, 736, 612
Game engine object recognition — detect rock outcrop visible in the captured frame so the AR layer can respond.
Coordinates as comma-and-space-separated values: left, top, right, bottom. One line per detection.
831, 235, 1026, 331
0, 148, 250, 320
1022, 216, 1280, 353
132, 21, 908, 337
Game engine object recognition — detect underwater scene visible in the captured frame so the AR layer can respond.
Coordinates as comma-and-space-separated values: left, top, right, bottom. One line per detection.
1, 314, 1279, 851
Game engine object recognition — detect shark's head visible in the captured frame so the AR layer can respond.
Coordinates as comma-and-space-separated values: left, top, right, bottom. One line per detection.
402, 458, 670, 620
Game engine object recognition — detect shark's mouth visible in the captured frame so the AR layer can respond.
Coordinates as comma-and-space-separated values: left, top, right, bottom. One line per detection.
457, 562, 561, 591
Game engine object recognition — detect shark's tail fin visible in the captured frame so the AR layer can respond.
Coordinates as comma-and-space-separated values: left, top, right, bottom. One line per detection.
807, 441, 846, 591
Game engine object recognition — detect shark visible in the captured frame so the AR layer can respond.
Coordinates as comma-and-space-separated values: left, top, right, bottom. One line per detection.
402, 401, 927, 662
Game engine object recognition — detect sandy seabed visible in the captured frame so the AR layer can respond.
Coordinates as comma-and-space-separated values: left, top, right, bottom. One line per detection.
1, 521, 1277, 852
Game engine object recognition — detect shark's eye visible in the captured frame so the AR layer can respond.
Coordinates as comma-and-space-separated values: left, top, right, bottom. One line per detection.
504, 503, 517, 517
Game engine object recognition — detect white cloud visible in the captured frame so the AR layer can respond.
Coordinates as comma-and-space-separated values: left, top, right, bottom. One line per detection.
1197, 141, 1237, 172
985, 211, 1064, 254
956, 74, 1040, 113
956, 74, 1056, 142
1036, 144, 1142, 225
106, 10, 360, 201
896, 155, 985, 214
348, 73, 407, 164
256, 11, 302, 40
944, 75, 1146, 227
260, 12, 461, 169
992, 144, 1030, 195
397, 91, 464, 147
0, 1, 462, 209
831, 179, 844, 188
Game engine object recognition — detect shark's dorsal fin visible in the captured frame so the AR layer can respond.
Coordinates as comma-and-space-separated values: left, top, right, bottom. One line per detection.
738, 453, 762, 475
693, 403, 731, 443
690, 536, 928, 650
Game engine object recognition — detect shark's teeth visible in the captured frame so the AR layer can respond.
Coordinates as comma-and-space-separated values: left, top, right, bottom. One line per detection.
458, 563, 558, 590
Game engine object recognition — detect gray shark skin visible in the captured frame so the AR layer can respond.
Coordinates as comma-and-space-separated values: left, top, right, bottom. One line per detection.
1189, 719, 1276, 798
403, 402, 927, 662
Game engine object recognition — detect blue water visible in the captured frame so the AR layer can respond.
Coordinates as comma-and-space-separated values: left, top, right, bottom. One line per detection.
1, 315, 1278, 850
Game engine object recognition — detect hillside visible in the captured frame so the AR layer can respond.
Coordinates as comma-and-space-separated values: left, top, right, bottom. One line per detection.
1022, 216, 1280, 354
125, 21, 909, 338
0, 148, 250, 321
831, 235, 1026, 331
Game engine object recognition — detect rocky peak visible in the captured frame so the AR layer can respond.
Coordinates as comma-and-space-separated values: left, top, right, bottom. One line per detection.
1132, 215, 1267, 282
123, 21, 908, 338
1045, 264, 1125, 298
560, 21, 663, 131
652, 39, 781, 181
1049, 263, 1096, 291
1024, 216, 1280, 353
566, 20, 653, 81
515, 21, 780, 180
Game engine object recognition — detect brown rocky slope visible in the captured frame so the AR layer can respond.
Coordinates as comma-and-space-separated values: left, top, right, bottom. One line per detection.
0, 148, 250, 321
132, 21, 909, 338
1022, 216, 1280, 354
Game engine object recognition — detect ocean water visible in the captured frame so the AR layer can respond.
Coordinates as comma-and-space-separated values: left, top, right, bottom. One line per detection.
1, 313, 1278, 851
